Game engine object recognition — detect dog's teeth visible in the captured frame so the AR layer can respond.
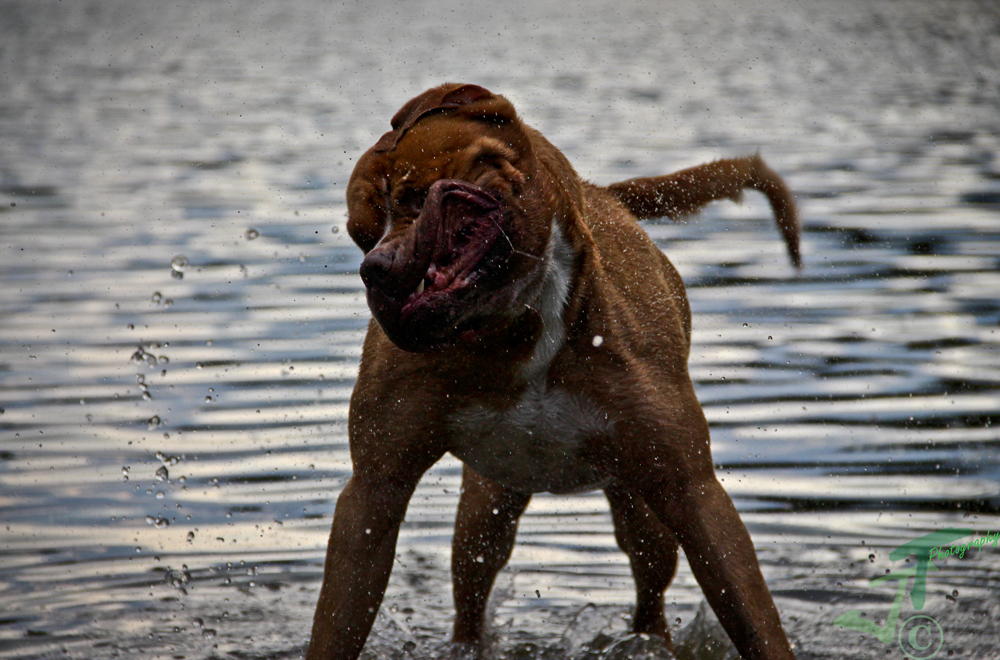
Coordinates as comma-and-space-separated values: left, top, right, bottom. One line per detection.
416, 280, 425, 295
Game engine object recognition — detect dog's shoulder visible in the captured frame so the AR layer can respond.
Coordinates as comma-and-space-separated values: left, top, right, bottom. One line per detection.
571, 183, 692, 346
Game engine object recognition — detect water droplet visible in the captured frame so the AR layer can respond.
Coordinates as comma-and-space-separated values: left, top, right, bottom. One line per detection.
146, 516, 168, 528
156, 466, 169, 481
675, 617, 682, 625
202, 629, 216, 639
170, 255, 189, 272
147, 415, 161, 430
592, 334, 604, 347
245, 228, 259, 240
331, 225, 340, 234
155, 491, 165, 499
171, 270, 183, 280
869, 554, 876, 562
187, 531, 195, 542
151, 292, 163, 304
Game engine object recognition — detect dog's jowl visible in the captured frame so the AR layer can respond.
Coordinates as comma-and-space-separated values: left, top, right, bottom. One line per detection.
307, 84, 800, 660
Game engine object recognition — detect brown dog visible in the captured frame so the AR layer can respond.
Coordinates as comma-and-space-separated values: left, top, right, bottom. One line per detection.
307, 84, 799, 660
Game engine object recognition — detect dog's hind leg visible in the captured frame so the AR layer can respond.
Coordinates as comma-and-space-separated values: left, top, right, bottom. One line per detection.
608, 413, 796, 660
451, 466, 532, 649
605, 481, 680, 646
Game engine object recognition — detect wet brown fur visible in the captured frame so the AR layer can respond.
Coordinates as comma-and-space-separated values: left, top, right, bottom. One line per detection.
307, 84, 798, 660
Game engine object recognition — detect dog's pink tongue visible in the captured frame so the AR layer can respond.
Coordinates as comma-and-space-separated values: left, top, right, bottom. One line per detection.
426, 264, 448, 288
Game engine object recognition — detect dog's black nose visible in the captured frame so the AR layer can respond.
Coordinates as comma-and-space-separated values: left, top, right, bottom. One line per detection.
359, 248, 395, 292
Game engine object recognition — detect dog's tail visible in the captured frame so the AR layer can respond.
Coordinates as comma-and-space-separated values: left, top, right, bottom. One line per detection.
605, 154, 800, 269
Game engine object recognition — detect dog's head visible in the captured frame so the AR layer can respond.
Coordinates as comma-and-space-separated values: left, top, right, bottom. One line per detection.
347, 84, 579, 353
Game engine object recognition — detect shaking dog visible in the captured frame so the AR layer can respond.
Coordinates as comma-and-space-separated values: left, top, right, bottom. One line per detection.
307, 84, 799, 660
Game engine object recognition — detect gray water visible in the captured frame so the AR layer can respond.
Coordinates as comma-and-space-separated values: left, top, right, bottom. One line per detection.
2, 1, 1000, 658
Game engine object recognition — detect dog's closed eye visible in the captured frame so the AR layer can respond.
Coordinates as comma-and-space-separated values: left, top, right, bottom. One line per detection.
395, 187, 428, 216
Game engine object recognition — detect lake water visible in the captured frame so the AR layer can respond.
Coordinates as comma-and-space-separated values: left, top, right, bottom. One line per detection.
2, 1, 999, 658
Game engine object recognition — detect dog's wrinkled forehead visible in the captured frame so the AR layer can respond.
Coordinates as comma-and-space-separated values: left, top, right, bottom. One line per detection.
372, 83, 493, 153
347, 84, 529, 253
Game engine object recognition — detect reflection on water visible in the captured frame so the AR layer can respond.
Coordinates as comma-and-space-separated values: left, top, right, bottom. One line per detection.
1, 1, 999, 658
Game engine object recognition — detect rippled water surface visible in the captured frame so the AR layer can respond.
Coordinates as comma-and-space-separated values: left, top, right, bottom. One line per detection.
2, 1, 1000, 658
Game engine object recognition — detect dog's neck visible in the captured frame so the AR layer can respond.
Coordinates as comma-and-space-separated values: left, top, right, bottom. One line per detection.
524, 217, 575, 375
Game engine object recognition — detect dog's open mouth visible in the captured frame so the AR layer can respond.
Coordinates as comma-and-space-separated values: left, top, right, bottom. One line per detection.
399, 180, 506, 318
359, 179, 512, 351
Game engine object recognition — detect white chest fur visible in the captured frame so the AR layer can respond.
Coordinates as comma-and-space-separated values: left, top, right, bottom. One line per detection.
448, 382, 611, 494
447, 220, 612, 495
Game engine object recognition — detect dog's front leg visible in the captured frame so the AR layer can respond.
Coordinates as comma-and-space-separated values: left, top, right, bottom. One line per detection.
306, 469, 425, 660
451, 466, 531, 650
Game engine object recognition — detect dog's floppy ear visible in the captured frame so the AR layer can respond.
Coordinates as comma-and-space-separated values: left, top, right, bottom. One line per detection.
438, 83, 493, 108
346, 153, 390, 254
373, 84, 513, 152
391, 84, 493, 130
390, 83, 492, 131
